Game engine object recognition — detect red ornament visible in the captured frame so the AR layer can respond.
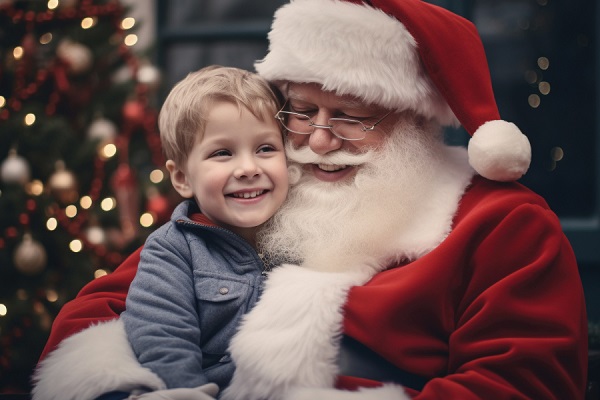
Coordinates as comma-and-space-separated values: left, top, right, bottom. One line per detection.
122, 100, 145, 127
146, 193, 172, 225
110, 164, 139, 242
21, 33, 37, 56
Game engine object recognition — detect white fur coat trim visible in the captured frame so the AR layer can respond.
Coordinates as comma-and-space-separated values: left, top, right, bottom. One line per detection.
255, 0, 457, 126
286, 384, 410, 400
222, 264, 404, 400
32, 318, 165, 400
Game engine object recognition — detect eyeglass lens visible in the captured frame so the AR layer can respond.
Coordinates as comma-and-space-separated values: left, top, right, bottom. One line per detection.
278, 112, 366, 140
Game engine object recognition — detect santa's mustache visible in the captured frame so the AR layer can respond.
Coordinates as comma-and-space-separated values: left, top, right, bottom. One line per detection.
285, 142, 376, 167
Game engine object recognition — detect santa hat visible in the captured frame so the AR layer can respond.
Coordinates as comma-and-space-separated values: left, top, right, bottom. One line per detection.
255, 0, 531, 182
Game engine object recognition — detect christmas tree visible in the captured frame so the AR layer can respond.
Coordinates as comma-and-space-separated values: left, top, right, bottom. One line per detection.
0, 0, 174, 392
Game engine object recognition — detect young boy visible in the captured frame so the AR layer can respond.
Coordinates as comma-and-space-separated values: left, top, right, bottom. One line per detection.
120, 65, 289, 393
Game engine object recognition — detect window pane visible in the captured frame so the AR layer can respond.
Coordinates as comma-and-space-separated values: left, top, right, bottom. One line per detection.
164, 0, 285, 24
158, 0, 286, 93
473, 0, 597, 217
164, 42, 269, 89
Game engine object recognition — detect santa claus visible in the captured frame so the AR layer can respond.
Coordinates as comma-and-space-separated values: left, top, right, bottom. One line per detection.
33, 0, 587, 399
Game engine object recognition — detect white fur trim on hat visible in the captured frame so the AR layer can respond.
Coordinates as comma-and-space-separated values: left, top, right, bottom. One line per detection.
255, 0, 457, 125
468, 120, 531, 182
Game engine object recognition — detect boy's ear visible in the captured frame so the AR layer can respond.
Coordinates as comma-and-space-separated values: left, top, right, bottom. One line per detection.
166, 160, 193, 198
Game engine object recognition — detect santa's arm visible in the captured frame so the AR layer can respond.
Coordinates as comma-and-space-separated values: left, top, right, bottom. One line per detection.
284, 203, 587, 399
32, 319, 165, 400
32, 247, 163, 400
38, 246, 141, 361
417, 203, 586, 399
426, 204, 587, 399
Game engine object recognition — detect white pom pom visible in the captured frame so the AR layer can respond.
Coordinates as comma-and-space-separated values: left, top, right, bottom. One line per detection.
468, 120, 531, 182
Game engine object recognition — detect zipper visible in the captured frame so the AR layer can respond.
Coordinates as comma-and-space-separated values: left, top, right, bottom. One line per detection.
176, 218, 271, 274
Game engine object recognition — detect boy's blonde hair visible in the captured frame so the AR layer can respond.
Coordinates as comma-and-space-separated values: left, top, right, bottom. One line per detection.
159, 65, 282, 166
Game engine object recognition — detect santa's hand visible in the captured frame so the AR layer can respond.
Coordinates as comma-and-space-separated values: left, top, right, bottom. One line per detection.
128, 383, 219, 400
284, 384, 410, 400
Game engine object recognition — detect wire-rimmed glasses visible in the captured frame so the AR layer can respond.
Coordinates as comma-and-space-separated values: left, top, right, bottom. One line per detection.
274, 101, 392, 141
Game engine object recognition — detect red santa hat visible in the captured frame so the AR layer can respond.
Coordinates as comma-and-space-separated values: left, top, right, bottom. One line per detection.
255, 0, 531, 182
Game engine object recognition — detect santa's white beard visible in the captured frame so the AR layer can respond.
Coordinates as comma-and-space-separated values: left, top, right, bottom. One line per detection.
257, 117, 446, 273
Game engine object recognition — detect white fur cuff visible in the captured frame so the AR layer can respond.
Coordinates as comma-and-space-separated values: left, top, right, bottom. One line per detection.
285, 384, 410, 400
32, 319, 165, 400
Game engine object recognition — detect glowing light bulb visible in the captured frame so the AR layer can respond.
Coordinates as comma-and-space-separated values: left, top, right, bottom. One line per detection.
27, 180, 44, 196
101, 143, 117, 159
25, 113, 36, 126
81, 17, 97, 29
140, 212, 154, 228
121, 17, 136, 30
537, 57, 550, 70
40, 33, 53, 45
46, 218, 58, 231
65, 205, 78, 218
101, 197, 115, 211
13, 46, 24, 60
124, 34, 138, 47
95, 269, 109, 279
528, 94, 541, 108
69, 239, 83, 253
80, 196, 93, 209
149, 169, 164, 183
46, 290, 59, 302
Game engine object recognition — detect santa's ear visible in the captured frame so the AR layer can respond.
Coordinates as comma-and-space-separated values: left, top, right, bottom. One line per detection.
166, 160, 193, 198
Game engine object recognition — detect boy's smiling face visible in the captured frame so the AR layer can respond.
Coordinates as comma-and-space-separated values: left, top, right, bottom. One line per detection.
168, 101, 288, 241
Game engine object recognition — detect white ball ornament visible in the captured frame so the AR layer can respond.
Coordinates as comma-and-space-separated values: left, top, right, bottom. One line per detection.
137, 64, 162, 92
57, 39, 93, 74
1, 150, 31, 185
112, 65, 134, 84
14, 233, 47, 276
87, 117, 118, 141
85, 225, 106, 246
47, 161, 79, 205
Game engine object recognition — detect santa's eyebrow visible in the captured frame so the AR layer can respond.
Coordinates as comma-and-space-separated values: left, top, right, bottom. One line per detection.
286, 90, 366, 110
337, 99, 365, 109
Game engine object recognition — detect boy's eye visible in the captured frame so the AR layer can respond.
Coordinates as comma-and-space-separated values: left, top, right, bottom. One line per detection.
257, 145, 276, 153
210, 149, 231, 157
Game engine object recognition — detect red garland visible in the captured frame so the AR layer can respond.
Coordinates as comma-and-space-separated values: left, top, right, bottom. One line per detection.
0, 0, 164, 271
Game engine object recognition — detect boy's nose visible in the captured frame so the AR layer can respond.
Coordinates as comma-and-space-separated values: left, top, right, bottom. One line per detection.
234, 157, 261, 179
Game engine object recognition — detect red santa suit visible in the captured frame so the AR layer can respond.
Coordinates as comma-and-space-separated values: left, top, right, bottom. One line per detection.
34, 177, 587, 399
34, 0, 587, 398
340, 176, 587, 399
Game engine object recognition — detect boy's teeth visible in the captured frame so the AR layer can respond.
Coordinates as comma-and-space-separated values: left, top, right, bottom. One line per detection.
232, 190, 264, 199
318, 164, 347, 172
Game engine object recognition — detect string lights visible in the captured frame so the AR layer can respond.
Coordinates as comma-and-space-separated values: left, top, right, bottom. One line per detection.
0, 1, 172, 390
